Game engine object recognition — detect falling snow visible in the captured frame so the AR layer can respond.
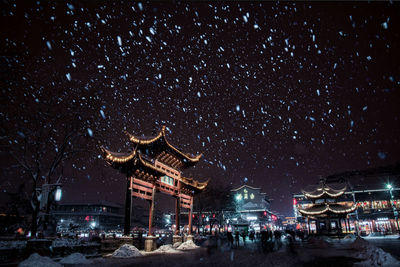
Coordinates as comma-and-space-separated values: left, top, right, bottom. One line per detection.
1, 1, 399, 216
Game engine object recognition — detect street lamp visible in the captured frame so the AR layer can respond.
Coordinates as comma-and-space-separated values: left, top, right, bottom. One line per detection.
386, 184, 392, 190
54, 186, 62, 201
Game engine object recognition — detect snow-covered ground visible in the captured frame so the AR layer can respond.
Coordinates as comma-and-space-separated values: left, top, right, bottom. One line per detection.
59, 253, 92, 265
0, 240, 27, 249
351, 237, 399, 266
13, 236, 400, 266
364, 234, 400, 240
52, 238, 98, 247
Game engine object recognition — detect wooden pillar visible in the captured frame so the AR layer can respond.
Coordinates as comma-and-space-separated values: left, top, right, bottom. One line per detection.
148, 186, 156, 236
175, 196, 180, 235
124, 176, 132, 236
344, 218, 348, 232
327, 219, 331, 233
307, 218, 311, 234
188, 196, 193, 235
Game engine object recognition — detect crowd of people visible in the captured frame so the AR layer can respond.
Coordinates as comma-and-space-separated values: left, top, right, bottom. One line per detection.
224, 228, 306, 254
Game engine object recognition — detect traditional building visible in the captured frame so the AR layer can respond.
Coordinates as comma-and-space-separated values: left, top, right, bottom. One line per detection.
53, 202, 123, 232
102, 126, 207, 251
296, 180, 357, 235
53, 202, 166, 232
231, 185, 277, 232
294, 164, 400, 235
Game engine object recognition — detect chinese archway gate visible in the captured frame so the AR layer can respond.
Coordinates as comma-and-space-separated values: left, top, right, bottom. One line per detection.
101, 126, 207, 251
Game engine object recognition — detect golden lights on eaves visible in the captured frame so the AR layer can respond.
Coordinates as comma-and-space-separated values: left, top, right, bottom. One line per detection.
125, 126, 202, 163
298, 203, 357, 216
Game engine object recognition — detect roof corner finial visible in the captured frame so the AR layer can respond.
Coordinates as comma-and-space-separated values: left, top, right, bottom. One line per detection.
319, 175, 326, 187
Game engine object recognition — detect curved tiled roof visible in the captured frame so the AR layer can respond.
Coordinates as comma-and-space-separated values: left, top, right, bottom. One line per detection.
302, 182, 347, 199
101, 146, 136, 163
101, 147, 207, 191
125, 126, 202, 164
298, 202, 357, 216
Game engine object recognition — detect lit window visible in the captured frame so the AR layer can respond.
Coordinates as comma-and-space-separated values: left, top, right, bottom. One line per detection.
250, 193, 255, 199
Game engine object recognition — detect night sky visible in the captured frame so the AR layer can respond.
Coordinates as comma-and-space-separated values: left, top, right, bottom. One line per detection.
1, 1, 400, 216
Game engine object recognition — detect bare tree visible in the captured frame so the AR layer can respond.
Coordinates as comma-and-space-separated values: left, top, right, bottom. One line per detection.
194, 179, 233, 234
1, 90, 96, 238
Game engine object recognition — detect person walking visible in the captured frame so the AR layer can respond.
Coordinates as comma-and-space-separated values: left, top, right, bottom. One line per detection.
240, 231, 247, 246
234, 231, 240, 248
249, 231, 255, 242
227, 231, 234, 248
274, 230, 282, 250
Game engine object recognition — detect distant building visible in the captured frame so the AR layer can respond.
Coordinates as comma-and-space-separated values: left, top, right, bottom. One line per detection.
53, 201, 123, 232
294, 164, 400, 235
282, 217, 297, 229
295, 180, 356, 235
230, 185, 278, 232
170, 184, 279, 233
53, 201, 164, 232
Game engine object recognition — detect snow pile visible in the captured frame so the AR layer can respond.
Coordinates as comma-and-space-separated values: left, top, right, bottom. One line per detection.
154, 244, 180, 253
176, 240, 199, 250
343, 234, 356, 240
351, 237, 399, 266
172, 241, 182, 248
18, 253, 61, 267
59, 253, 92, 264
111, 244, 143, 258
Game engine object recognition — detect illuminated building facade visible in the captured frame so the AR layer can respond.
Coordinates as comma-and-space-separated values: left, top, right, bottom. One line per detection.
53, 202, 165, 232
295, 180, 357, 235
231, 185, 278, 232
294, 182, 400, 235
53, 202, 124, 231
169, 185, 278, 234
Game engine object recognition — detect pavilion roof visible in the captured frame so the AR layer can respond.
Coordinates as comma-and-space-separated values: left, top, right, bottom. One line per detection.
302, 182, 347, 199
101, 147, 207, 191
124, 126, 202, 167
231, 184, 262, 191
102, 147, 137, 164
298, 202, 356, 216
181, 176, 209, 191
